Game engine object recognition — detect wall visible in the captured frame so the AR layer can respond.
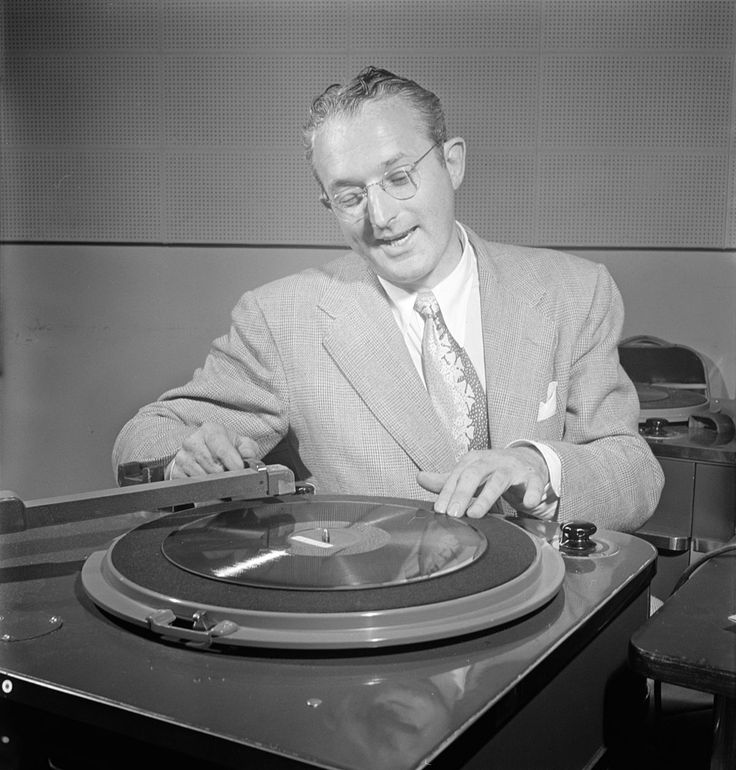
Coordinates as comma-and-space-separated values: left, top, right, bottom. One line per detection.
2, 0, 735, 247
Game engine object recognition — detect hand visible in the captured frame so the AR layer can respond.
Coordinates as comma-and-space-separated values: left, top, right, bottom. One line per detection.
416, 446, 550, 518
169, 421, 260, 479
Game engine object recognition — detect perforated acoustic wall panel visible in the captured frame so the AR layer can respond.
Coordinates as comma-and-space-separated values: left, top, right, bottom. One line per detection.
2, 0, 735, 247
728, 41, 736, 248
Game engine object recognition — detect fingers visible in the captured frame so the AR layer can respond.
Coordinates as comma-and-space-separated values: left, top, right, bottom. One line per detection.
435, 461, 481, 517
170, 422, 258, 479
521, 475, 547, 509
236, 435, 260, 461
467, 468, 546, 518
416, 470, 448, 494
416, 448, 549, 519
417, 469, 474, 515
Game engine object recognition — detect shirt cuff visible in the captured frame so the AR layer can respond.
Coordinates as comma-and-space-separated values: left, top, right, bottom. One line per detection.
506, 440, 561, 520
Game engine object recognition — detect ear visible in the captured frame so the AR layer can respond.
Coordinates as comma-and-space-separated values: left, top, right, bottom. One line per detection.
443, 137, 466, 190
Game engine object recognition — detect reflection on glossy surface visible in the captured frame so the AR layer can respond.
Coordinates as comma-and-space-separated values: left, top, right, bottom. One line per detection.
327, 678, 453, 769
320, 628, 553, 770
161, 499, 486, 589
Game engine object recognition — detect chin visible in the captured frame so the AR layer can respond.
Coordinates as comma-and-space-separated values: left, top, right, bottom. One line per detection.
376, 256, 435, 288
380, 269, 426, 289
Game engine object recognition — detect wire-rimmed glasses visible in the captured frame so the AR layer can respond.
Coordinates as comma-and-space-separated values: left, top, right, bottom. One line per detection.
320, 141, 441, 222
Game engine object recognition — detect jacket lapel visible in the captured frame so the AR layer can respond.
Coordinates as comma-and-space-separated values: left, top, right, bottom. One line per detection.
470, 234, 557, 449
319, 257, 456, 472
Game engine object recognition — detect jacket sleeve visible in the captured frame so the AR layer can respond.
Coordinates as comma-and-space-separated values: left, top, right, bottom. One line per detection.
547, 264, 663, 532
112, 291, 290, 474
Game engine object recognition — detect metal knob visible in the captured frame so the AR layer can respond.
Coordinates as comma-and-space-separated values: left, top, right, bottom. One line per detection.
559, 521, 597, 555
643, 417, 669, 437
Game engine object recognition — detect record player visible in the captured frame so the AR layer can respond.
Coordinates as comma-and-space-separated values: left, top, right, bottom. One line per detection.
619, 335, 736, 448
0, 465, 656, 769
618, 335, 710, 425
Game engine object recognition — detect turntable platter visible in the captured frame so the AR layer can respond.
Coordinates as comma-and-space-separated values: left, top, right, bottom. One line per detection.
636, 385, 707, 407
636, 385, 671, 403
635, 384, 709, 423
81, 495, 566, 649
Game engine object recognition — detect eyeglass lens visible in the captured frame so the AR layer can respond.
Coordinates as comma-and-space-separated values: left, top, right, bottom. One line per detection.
328, 142, 439, 220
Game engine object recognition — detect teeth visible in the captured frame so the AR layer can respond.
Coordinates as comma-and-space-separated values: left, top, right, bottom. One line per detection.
385, 230, 412, 245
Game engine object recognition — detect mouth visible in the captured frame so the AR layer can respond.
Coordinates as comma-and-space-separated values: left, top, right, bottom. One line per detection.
377, 226, 417, 249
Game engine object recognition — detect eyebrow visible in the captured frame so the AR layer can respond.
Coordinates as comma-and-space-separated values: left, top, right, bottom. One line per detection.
329, 152, 412, 191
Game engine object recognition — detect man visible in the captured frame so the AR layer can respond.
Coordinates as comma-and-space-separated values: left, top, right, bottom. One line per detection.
113, 66, 663, 531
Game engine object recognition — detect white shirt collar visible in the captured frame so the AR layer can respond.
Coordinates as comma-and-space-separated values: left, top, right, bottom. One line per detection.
378, 223, 476, 345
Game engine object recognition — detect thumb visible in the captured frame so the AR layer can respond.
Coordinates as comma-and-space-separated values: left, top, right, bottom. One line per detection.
416, 470, 449, 493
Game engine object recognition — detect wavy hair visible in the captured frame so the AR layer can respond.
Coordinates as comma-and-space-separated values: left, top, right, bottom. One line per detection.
302, 66, 447, 168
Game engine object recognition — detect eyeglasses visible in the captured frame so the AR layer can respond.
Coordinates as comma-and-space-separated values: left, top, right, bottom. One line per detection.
320, 141, 442, 222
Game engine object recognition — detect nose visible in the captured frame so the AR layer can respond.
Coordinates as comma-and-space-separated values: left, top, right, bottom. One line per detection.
365, 183, 398, 231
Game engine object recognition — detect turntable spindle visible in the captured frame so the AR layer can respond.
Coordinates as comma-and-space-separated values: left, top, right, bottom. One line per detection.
322, 529, 330, 544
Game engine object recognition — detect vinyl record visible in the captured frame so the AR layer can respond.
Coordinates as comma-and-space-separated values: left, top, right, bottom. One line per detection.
161, 499, 487, 590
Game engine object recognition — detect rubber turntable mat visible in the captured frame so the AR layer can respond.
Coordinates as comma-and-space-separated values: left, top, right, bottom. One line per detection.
110, 497, 537, 614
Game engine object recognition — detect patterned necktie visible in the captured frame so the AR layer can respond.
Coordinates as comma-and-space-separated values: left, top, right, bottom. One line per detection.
414, 291, 488, 458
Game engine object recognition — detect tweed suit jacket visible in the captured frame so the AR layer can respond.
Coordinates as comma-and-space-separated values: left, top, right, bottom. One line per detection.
113, 227, 663, 532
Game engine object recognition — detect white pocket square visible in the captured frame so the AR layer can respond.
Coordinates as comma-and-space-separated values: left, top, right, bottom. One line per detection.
537, 381, 558, 421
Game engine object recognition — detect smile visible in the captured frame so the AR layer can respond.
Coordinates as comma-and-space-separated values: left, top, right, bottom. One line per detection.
379, 227, 416, 248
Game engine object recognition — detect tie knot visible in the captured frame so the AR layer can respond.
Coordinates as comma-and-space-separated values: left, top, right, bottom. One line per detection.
414, 291, 439, 320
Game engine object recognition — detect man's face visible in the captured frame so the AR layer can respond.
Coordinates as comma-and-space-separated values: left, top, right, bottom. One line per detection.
312, 98, 466, 291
